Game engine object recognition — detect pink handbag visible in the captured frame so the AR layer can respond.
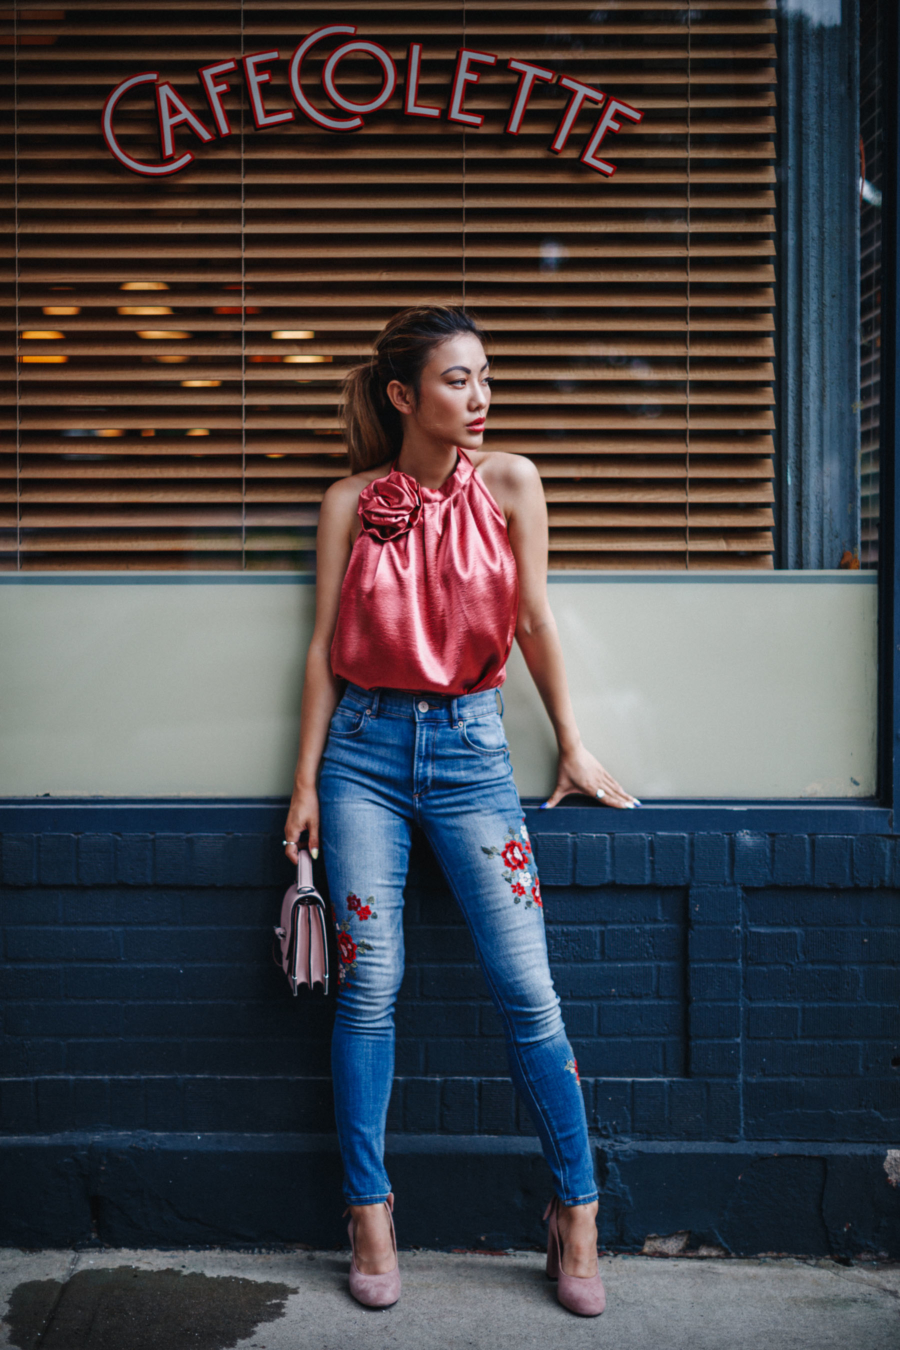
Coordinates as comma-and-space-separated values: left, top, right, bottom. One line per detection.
273, 849, 330, 996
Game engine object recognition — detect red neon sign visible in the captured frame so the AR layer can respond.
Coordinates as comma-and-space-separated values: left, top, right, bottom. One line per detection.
197, 60, 238, 138
446, 49, 497, 128
101, 28, 643, 179
404, 43, 441, 120
243, 50, 296, 130
506, 60, 555, 137
289, 25, 363, 132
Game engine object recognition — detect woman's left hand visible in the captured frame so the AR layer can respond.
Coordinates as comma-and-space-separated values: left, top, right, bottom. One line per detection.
542, 742, 640, 810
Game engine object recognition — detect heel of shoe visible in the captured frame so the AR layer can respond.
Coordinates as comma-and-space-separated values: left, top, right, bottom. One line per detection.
544, 1195, 606, 1317
544, 1198, 561, 1280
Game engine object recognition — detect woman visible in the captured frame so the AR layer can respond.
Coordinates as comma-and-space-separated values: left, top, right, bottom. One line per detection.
283, 306, 637, 1316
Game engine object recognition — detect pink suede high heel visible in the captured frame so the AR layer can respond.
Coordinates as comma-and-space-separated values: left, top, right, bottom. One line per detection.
345, 1193, 401, 1309
544, 1197, 606, 1317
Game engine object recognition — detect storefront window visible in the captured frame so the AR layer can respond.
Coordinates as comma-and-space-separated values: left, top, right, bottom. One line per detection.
1, 3, 780, 571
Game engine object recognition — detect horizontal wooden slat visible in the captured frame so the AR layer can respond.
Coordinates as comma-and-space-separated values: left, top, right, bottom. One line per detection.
545, 482, 773, 502
8, 361, 776, 383
7, 264, 778, 289
5, 20, 779, 37
13, 507, 320, 527
8, 454, 775, 481
6, 40, 779, 59
9, 411, 776, 432
1, 103, 779, 126
4, 531, 312, 553
4, 297, 775, 325
10, 191, 777, 209
1, 2, 778, 10
10, 157, 779, 180
7, 387, 775, 409
8, 214, 777, 236
9, 241, 778, 264
6, 477, 775, 506
3, 434, 776, 457
548, 528, 774, 550
548, 504, 773, 526
1, 331, 778, 355
14, 484, 326, 504
542, 553, 773, 571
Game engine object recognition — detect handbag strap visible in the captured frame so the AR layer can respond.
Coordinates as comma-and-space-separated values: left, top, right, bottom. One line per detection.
297, 848, 314, 891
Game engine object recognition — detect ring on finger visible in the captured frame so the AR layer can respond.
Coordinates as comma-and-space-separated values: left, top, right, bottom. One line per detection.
595, 789, 606, 799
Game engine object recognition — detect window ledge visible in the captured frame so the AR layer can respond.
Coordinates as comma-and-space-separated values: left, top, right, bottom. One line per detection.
0, 798, 892, 837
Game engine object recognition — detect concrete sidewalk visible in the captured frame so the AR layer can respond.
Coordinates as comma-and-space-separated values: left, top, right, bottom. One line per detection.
1, 1246, 898, 1350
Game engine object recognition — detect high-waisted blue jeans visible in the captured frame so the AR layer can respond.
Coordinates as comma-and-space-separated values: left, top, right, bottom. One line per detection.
318, 682, 597, 1207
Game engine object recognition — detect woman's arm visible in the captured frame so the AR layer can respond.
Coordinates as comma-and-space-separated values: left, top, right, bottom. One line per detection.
283, 480, 360, 862
489, 454, 638, 810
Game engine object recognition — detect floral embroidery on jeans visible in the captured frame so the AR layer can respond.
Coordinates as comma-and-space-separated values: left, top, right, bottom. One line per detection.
563, 1057, 581, 1085
335, 892, 376, 985
346, 891, 377, 921
482, 822, 543, 909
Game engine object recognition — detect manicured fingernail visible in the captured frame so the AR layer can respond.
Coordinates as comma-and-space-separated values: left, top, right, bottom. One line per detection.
633, 799, 642, 807
625, 802, 637, 809
539, 801, 548, 809
311, 847, 319, 859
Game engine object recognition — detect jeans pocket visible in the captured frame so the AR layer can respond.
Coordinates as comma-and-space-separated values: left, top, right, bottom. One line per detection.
459, 713, 508, 756
328, 706, 368, 739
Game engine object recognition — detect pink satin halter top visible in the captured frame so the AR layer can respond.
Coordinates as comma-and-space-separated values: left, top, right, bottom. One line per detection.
331, 449, 519, 696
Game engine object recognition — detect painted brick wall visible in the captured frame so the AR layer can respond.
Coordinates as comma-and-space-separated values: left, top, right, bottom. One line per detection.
1, 824, 898, 1151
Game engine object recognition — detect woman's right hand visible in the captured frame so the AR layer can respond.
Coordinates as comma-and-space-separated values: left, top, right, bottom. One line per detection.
283, 785, 320, 865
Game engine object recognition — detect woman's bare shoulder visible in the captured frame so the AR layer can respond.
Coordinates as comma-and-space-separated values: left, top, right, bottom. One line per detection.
470, 449, 541, 510
321, 461, 392, 515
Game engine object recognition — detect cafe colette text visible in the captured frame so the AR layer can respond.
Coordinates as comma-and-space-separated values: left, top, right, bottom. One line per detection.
102, 23, 643, 179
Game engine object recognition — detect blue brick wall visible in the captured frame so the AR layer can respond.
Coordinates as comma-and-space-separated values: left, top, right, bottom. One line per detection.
1, 824, 898, 1151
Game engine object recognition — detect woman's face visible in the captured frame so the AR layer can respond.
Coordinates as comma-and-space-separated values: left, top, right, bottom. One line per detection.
389, 333, 492, 450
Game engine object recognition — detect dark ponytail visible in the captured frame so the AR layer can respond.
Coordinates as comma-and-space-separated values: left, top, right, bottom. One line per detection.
341, 306, 487, 474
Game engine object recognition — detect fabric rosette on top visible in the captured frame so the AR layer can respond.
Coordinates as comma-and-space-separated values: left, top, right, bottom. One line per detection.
358, 471, 422, 542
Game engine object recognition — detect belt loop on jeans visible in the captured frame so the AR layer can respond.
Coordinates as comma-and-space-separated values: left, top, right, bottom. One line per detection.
496, 687, 504, 716
371, 689, 381, 718
450, 695, 459, 725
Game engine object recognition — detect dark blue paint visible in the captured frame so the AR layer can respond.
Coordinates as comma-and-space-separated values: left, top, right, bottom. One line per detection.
1, 816, 898, 1252
0, 800, 893, 835
879, 0, 900, 814
778, 4, 862, 569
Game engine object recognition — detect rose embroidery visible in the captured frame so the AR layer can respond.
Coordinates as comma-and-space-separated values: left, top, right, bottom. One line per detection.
347, 892, 377, 920
483, 822, 542, 910
337, 932, 357, 964
335, 891, 377, 986
501, 840, 527, 870
358, 471, 422, 542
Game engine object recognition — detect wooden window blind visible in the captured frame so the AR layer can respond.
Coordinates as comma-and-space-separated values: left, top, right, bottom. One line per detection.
1, 1, 776, 571
859, 0, 883, 569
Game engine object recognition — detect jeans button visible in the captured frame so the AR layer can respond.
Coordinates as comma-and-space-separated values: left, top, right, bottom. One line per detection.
417, 700, 429, 712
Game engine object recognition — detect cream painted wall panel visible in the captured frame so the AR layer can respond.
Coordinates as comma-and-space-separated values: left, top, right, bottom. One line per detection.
502, 576, 877, 799
0, 581, 314, 798
0, 574, 877, 800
